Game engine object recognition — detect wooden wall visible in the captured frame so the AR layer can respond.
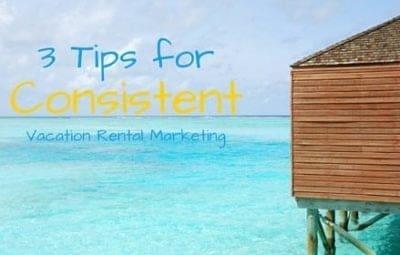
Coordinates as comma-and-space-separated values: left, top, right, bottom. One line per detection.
291, 63, 400, 203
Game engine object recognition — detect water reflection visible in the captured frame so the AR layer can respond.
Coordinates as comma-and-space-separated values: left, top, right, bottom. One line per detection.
374, 215, 400, 255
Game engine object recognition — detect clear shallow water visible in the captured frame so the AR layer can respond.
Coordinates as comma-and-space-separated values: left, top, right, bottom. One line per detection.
0, 117, 398, 254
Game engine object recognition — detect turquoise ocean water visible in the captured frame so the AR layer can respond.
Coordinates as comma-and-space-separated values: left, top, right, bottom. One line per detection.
0, 117, 398, 254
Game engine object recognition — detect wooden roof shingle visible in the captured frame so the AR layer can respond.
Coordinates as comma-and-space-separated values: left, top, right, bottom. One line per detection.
292, 15, 400, 67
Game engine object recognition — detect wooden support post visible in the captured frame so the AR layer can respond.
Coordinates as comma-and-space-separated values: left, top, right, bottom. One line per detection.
324, 210, 336, 255
307, 208, 318, 255
350, 211, 359, 225
321, 216, 376, 255
338, 210, 349, 231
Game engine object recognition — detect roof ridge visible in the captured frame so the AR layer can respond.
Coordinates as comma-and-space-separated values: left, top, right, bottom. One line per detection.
291, 15, 400, 67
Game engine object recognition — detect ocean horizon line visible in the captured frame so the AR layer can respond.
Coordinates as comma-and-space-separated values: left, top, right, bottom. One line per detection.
0, 115, 290, 118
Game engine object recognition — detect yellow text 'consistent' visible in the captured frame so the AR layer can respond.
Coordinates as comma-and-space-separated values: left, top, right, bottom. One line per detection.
10, 80, 242, 115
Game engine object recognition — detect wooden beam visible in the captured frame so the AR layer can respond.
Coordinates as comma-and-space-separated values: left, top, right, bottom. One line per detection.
350, 213, 389, 231
296, 198, 400, 214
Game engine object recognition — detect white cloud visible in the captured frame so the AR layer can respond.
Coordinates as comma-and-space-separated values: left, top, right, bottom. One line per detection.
0, 0, 13, 25
119, 38, 143, 53
67, 67, 97, 89
55, 2, 116, 41
276, 0, 338, 22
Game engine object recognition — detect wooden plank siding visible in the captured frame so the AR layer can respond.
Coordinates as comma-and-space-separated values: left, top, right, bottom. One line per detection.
291, 63, 400, 203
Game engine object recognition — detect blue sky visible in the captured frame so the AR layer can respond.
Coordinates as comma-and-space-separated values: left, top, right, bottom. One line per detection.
0, 0, 399, 115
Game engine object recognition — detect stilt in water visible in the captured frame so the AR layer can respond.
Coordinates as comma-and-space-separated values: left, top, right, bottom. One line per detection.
338, 210, 349, 231
350, 211, 359, 225
324, 210, 336, 255
307, 208, 318, 255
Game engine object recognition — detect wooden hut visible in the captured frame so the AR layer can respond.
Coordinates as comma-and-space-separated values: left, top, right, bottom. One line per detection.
291, 15, 400, 254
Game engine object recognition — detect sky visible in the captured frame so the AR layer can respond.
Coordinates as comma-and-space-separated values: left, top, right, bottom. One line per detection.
0, 0, 399, 116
